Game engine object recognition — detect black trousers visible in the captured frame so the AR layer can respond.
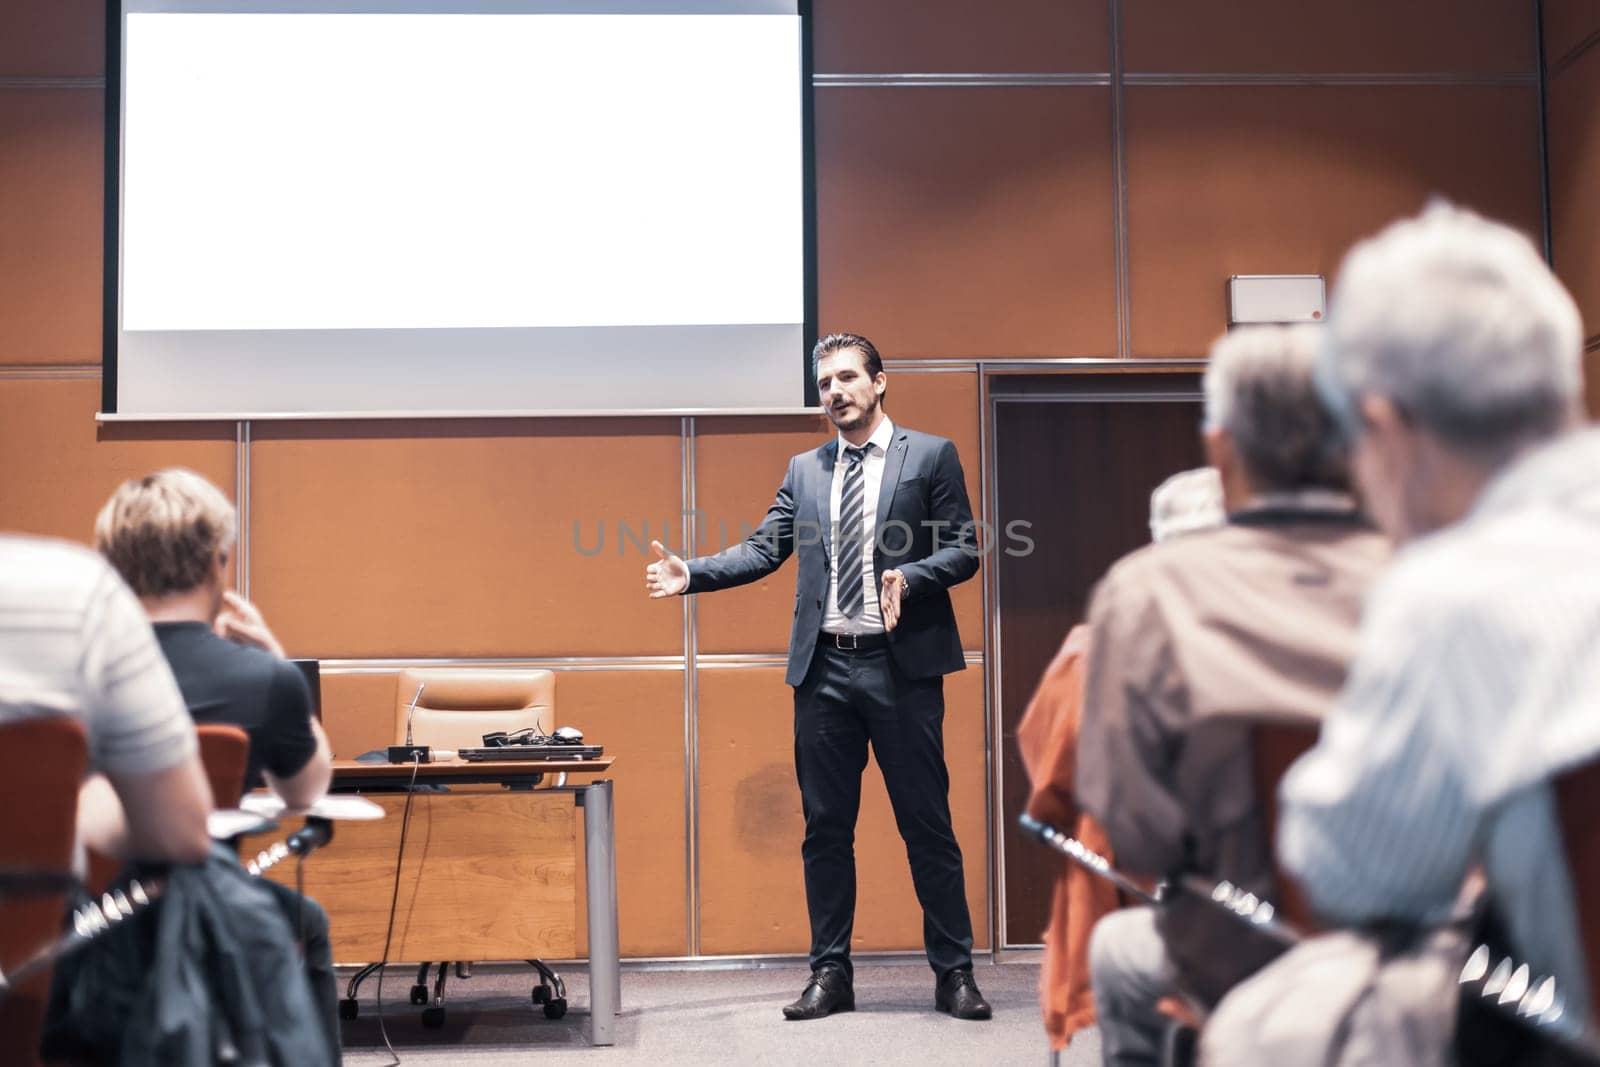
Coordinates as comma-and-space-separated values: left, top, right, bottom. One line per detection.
793, 642, 974, 982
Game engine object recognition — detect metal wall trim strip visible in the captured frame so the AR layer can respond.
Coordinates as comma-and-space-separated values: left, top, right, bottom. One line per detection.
98, 406, 816, 423
812, 72, 1538, 89
883, 361, 981, 372
692, 652, 984, 667
315, 656, 688, 672
306, 655, 986, 672
0, 364, 100, 379
1110, 0, 1130, 363
994, 393, 1199, 406
977, 359, 1000, 957
238, 421, 250, 601
0, 77, 105, 90
814, 73, 1110, 87
985, 383, 1010, 946
683, 415, 700, 958
1123, 71, 1538, 87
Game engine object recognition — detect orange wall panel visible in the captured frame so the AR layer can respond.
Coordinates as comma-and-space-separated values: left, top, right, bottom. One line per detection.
1549, 51, 1600, 342
816, 86, 1117, 359
814, 0, 1107, 75
1544, 0, 1600, 69
1126, 86, 1543, 357
248, 419, 682, 659
1123, 0, 1535, 75
319, 667, 688, 958
0, 378, 235, 543
696, 665, 987, 956
317, 672, 396, 759
564, 668, 688, 959
692, 414, 833, 656
0, 1, 103, 78
0, 91, 102, 365
694, 369, 984, 655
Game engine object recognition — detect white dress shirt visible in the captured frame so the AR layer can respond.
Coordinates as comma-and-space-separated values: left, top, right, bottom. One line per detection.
1278, 427, 1600, 1028
822, 416, 894, 635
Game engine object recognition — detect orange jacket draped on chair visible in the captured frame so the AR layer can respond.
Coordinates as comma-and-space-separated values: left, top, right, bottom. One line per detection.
1017, 624, 1122, 1051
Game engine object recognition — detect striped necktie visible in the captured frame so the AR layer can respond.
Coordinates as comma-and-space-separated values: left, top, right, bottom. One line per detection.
835, 445, 868, 619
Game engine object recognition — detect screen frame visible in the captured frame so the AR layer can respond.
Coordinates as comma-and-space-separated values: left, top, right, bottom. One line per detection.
101, 0, 819, 419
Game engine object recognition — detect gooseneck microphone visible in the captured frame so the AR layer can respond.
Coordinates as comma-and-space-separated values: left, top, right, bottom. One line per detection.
387, 683, 433, 764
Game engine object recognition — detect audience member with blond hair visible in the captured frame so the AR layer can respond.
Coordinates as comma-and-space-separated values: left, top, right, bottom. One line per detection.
95, 468, 331, 802
96, 467, 340, 1060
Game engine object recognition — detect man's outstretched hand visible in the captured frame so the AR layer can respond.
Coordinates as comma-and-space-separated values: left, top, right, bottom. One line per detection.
646, 540, 690, 598
880, 569, 906, 632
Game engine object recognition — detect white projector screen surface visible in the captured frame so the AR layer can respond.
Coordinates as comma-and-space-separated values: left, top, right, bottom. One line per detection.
111, 1, 811, 417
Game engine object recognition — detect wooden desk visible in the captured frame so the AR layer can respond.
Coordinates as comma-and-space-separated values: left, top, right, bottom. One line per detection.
242, 757, 619, 1045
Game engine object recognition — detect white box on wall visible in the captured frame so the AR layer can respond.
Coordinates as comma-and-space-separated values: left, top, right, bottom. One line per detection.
1228, 275, 1326, 325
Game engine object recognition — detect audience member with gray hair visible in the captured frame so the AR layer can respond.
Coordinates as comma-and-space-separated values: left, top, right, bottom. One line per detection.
1204, 203, 1600, 1061
1075, 324, 1388, 1066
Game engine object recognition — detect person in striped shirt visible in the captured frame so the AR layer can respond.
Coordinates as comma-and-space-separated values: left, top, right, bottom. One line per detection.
1275, 202, 1600, 1028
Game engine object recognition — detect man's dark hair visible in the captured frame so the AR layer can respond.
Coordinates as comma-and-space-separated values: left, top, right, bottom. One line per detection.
811, 332, 884, 382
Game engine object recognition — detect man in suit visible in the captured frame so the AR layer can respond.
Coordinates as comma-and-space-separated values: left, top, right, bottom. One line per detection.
646, 332, 989, 1021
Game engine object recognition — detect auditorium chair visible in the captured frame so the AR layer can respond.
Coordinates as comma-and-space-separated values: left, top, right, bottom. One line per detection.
342, 668, 566, 1028
195, 723, 251, 809
1157, 719, 1321, 1066
393, 667, 554, 752
83, 723, 254, 899
0, 716, 89, 1067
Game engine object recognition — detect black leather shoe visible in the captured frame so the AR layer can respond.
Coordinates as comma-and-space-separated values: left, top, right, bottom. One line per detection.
935, 968, 992, 1020
782, 966, 855, 1021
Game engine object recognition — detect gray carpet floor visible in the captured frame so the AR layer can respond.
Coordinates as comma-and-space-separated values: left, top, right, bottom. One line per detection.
336, 959, 1101, 1065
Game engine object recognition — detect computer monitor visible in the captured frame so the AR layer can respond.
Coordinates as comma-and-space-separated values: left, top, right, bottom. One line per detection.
291, 659, 322, 721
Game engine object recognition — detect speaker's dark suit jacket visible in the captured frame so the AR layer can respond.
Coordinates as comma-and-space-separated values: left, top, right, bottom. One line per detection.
686, 425, 978, 685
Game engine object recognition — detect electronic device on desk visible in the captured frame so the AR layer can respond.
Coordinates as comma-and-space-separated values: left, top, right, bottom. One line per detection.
387, 682, 432, 764
290, 658, 321, 720
459, 724, 603, 762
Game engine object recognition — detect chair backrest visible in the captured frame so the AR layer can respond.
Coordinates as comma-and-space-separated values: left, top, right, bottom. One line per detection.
1554, 756, 1600, 1021
0, 714, 89, 1067
1249, 720, 1321, 930
196, 723, 251, 808
394, 668, 556, 750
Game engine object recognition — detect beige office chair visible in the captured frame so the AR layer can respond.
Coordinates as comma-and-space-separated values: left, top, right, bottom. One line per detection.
393, 667, 554, 751
386, 668, 568, 1026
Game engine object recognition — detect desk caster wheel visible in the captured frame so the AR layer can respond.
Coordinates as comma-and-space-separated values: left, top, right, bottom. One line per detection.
339, 998, 359, 1021
421, 1006, 446, 1029
531, 984, 550, 1004
543, 997, 567, 1020
409, 984, 429, 1006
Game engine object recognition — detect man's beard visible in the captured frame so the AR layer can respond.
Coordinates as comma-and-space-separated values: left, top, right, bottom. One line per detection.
828, 392, 878, 432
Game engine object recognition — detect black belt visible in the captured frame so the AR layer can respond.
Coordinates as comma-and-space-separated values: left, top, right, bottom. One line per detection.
819, 631, 889, 652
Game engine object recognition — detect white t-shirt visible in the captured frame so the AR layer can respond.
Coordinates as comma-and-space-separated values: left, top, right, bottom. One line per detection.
0, 535, 196, 776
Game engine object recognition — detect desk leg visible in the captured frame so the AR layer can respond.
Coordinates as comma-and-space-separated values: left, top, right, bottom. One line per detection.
583, 779, 619, 1046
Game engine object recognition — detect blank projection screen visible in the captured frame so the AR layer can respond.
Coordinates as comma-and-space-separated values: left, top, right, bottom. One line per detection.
108, 1, 813, 418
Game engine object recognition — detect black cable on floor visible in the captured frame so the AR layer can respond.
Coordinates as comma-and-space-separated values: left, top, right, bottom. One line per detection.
372, 756, 422, 1066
